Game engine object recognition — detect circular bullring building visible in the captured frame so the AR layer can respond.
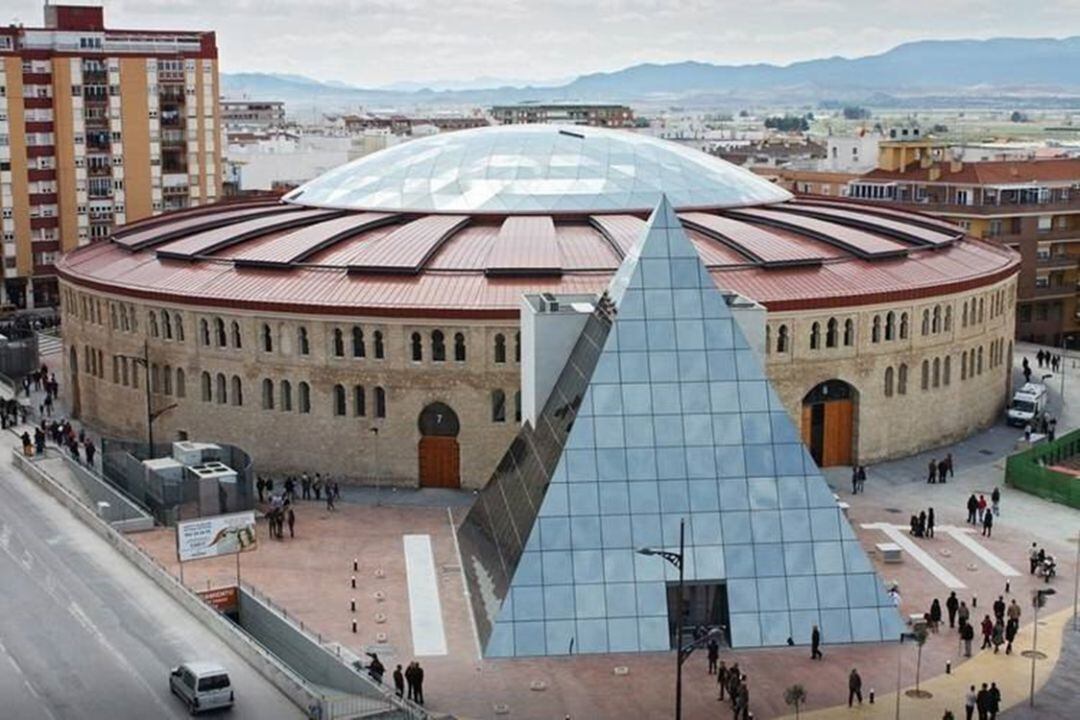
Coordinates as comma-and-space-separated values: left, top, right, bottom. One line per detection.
57, 125, 1019, 488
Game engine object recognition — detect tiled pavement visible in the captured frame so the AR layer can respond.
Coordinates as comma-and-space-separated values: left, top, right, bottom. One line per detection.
1000, 623, 1080, 720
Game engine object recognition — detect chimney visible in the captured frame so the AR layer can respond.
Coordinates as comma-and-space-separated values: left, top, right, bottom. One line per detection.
928, 166, 941, 182
949, 159, 963, 174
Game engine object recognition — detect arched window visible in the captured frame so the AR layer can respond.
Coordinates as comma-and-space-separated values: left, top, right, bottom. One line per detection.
176, 368, 186, 398
120, 306, 130, 332
944, 306, 952, 332
333, 384, 346, 416
298, 327, 310, 356
932, 306, 941, 334
201, 371, 212, 402
262, 379, 274, 410
944, 356, 951, 385
872, 316, 881, 343
777, 325, 789, 353
411, 332, 423, 362
977, 346, 984, 374
374, 386, 386, 418
932, 357, 940, 388
809, 322, 820, 350
280, 380, 293, 411
494, 333, 507, 363
298, 382, 311, 413
110, 304, 118, 329
454, 332, 466, 362
885, 311, 895, 341
765, 325, 771, 354
200, 319, 210, 346
354, 386, 366, 416
978, 298, 985, 323
333, 328, 345, 358
163, 365, 173, 395
262, 323, 273, 352
491, 389, 507, 422
825, 318, 838, 348
431, 330, 446, 362
962, 302, 969, 328
921, 359, 929, 390
374, 330, 385, 359
174, 314, 185, 342
231, 376, 243, 406
163, 311, 173, 340
843, 318, 855, 347
352, 327, 365, 358
900, 312, 909, 340
216, 373, 227, 404
898, 364, 908, 395
150, 363, 160, 393
514, 390, 522, 422
231, 321, 242, 349
149, 311, 159, 338
514, 332, 521, 362
884, 367, 894, 397
921, 309, 930, 336
215, 318, 226, 347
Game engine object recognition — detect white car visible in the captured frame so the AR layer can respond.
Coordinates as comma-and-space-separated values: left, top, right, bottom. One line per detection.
169, 661, 234, 715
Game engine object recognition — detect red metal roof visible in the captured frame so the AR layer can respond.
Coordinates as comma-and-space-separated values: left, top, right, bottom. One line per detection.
57, 199, 1019, 319
781, 203, 959, 246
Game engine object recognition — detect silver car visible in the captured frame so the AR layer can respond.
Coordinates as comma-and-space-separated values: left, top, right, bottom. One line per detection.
170, 661, 234, 714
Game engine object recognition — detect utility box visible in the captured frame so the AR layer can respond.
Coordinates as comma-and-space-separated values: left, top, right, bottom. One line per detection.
188, 461, 239, 515
172, 441, 223, 466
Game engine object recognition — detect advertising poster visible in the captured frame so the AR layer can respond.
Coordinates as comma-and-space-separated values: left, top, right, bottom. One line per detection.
177, 511, 257, 563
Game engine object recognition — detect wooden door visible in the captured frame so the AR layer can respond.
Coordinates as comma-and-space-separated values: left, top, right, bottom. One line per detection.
419, 436, 460, 488
822, 399, 853, 466
800, 405, 812, 451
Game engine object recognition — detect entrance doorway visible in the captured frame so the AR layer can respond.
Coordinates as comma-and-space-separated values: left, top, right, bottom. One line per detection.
417, 402, 461, 488
800, 380, 856, 466
667, 582, 730, 649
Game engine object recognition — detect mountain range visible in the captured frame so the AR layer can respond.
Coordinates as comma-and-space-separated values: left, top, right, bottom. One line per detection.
221, 36, 1080, 113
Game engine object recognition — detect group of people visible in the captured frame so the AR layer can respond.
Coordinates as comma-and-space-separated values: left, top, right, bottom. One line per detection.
909, 506, 936, 538
263, 493, 296, 539
714, 660, 751, 720
0, 396, 28, 428
965, 682, 1003, 720
21, 418, 96, 466
1034, 349, 1062, 372
849, 465, 867, 494
927, 453, 954, 483
1024, 414, 1057, 443
256, 472, 341, 511
362, 653, 426, 706
976, 595, 1023, 656
22, 362, 59, 402
964, 491, 998, 536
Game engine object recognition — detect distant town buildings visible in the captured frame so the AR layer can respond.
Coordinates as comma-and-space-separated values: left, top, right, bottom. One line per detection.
491, 103, 634, 127
220, 99, 286, 129
0, 4, 220, 308
334, 113, 488, 134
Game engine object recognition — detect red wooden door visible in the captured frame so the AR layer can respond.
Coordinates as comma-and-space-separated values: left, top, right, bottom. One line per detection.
419, 436, 461, 488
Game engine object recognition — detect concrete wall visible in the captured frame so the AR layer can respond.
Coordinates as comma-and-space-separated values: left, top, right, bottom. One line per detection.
53, 453, 155, 531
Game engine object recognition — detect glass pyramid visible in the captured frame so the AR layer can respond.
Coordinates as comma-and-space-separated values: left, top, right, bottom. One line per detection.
456, 197, 904, 657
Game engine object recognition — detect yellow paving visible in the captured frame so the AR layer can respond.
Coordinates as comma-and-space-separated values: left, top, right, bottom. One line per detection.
779, 607, 1071, 719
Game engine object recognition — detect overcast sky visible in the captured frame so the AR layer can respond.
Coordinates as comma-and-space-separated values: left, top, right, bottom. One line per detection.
8, 1, 1079, 87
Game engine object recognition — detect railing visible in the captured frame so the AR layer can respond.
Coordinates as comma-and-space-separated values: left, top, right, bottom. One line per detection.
1031, 285, 1076, 299
1005, 427, 1080, 509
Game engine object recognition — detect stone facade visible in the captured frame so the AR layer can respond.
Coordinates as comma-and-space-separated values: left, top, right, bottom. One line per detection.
59, 272, 1017, 486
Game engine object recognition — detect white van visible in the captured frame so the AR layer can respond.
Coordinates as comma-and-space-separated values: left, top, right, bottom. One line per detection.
1007, 383, 1047, 427
169, 661, 234, 714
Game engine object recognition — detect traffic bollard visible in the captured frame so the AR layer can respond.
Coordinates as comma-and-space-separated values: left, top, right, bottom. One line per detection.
351, 576, 356, 589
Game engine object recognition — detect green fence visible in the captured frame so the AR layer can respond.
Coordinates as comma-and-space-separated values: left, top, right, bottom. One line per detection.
1004, 427, 1080, 509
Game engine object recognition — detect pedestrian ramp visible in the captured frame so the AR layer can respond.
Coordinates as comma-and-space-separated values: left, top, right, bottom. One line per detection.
860, 523, 1021, 590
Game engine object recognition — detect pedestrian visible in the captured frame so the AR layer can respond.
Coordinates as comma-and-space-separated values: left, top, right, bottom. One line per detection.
1005, 617, 1018, 654
918, 510, 927, 537
313, 475, 322, 501
977, 494, 987, 522
707, 637, 719, 674
992, 618, 1004, 653
1029, 543, 1040, 574
852, 466, 859, 494
1007, 598, 1021, 624
266, 477, 274, 496
736, 678, 749, 720
991, 486, 1000, 516
287, 507, 295, 538
987, 682, 1001, 720
961, 619, 974, 657
301, 472, 311, 500
992, 595, 1005, 622
717, 660, 728, 700
982, 508, 993, 537
405, 662, 417, 702
927, 507, 935, 539
980, 615, 993, 649
727, 663, 741, 706
811, 624, 823, 659
965, 685, 977, 720
945, 452, 954, 479
414, 661, 424, 705
930, 598, 942, 632
365, 652, 384, 684
976, 683, 989, 720
928, 458, 937, 484
326, 484, 336, 511
946, 591, 959, 629
1037, 349, 1044, 368
393, 664, 404, 698
937, 457, 948, 483
848, 668, 863, 707
857, 465, 867, 492
84, 438, 96, 467
966, 494, 978, 525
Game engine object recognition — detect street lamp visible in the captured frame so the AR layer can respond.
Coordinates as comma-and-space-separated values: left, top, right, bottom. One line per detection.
894, 631, 919, 720
638, 518, 689, 720
369, 426, 380, 506
117, 340, 176, 458
1025, 587, 1056, 707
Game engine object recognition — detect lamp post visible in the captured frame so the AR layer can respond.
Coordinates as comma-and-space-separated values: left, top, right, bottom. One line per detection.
370, 427, 380, 506
117, 341, 176, 458
1025, 588, 1056, 707
1060, 336, 1074, 399
638, 519, 689, 720
894, 631, 919, 720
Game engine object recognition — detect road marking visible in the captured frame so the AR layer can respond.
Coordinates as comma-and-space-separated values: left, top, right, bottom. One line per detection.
939, 525, 1021, 577
861, 522, 966, 589
403, 534, 448, 656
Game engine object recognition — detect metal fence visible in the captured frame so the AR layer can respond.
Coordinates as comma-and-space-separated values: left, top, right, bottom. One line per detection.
1004, 427, 1080, 509
99, 438, 256, 525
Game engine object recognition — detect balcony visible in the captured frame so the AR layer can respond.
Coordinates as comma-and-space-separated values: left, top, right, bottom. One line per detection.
29, 193, 58, 205
1031, 284, 1076, 300
908, 198, 1080, 217
1036, 255, 1079, 271
30, 217, 59, 230
22, 72, 52, 85
27, 169, 55, 182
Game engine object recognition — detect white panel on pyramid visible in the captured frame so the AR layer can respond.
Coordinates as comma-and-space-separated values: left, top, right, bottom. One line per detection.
456, 196, 904, 657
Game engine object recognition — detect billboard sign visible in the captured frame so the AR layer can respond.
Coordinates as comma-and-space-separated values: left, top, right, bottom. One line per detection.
177, 511, 257, 563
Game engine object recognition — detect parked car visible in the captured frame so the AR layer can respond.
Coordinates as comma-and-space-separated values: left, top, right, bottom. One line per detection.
169, 661, 234, 714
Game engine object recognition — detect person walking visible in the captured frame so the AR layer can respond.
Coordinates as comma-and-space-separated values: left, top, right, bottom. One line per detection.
736, 679, 750, 720
256, 476, 266, 503
1029, 543, 1040, 574
927, 507, 936, 539
857, 465, 867, 493
982, 508, 993, 537
965, 685, 977, 720
992, 618, 1004, 653
991, 486, 1001, 516
716, 660, 728, 700
707, 637, 719, 674
1005, 617, 1018, 654
404, 662, 417, 702
326, 485, 336, 511
946, 591, 960, 629
987, 682, 1001, 720
993, 596, 1006, 623
848, 668, 863, 707
414, 661, 424, 705
961, 619, 974, 657
928, 459, 937, 484
937, 457, 948, 483
287, 507, 295, 538
945, 452, 954, 479
392, 664, 404, 698
1007, 599, 1021, 624
980, 615, 994, 649
976, 683, 989, 720
313, 475, 322, 501
930, 598, 942, 632
966, 494, 979, 525
977, 494, 987, 523
811, 624, 823, 659
301, 473, 311, 501
852, 466, 859, 495
84, 438, 96, 467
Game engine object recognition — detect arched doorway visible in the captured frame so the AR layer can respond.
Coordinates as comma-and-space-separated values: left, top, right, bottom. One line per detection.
68, 346, 81, 418
800, 380, 856, 467
418, 402, 461, 488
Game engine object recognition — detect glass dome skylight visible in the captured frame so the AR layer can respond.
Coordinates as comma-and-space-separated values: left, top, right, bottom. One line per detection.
286, 124, 792, 214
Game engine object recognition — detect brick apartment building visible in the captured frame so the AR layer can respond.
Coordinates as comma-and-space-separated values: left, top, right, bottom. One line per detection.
0, 4, 220, 308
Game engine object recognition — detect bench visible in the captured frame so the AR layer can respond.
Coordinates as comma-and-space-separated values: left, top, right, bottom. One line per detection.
876, 542, 903, 563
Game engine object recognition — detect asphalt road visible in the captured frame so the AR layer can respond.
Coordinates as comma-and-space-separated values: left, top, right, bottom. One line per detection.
0, 433, 302, 720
